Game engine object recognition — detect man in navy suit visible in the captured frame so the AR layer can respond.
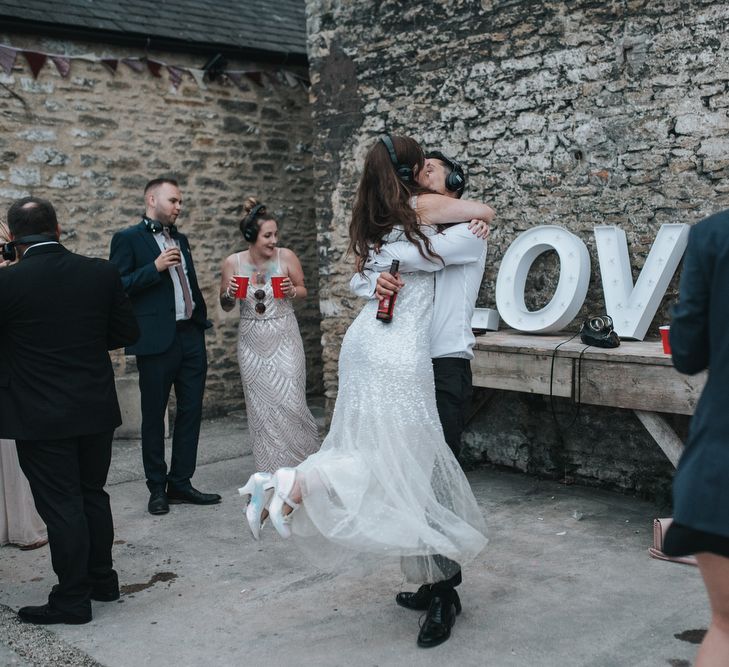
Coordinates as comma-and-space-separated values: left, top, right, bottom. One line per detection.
0, 197, 139, 624
110, 178, 221, 515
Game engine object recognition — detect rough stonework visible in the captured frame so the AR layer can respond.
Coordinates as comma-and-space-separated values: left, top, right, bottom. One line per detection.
304, 0, 727, 496
0, 33, 321, 415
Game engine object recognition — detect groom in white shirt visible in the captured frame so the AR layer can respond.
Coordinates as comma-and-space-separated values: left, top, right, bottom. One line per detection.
350, 150, 491, 647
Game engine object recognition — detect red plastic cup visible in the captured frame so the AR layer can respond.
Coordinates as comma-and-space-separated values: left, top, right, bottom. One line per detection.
232, 275, 249, 299
271, 276, 286, 299
659, 325, 671, 355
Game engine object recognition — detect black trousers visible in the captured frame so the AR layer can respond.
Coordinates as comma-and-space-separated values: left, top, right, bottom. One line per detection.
431, 357, 473, 591
137, 323, 207, 492
433, 357, 473, 463
16, 431, 116, 617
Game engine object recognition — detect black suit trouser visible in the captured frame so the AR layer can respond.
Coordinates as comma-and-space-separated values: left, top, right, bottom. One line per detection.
15, 431, 116, 617
430, 357, 473, 591
136, 323, 207, 492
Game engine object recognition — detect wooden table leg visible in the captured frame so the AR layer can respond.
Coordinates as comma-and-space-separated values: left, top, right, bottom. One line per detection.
633, 410, 684, 468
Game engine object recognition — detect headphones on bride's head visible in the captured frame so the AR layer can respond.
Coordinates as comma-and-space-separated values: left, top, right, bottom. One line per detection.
241, 203, 267, 243
380, 134, 414, 184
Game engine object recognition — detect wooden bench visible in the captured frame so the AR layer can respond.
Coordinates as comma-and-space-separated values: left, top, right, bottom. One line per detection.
471, 331, 707, 467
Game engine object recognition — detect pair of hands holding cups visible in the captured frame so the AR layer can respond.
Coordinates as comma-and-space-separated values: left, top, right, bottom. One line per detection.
225, 275, 295, 300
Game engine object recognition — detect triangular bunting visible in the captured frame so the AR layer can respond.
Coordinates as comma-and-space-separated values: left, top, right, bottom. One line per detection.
23, 51, 47, 78
244, 71, 263, 87
101, 58, 118, 74
122, 58, 145, 73
188, 68, 207, 90
226, 71, 248, 90
50, 55, 71, 78
0, 45, 17, 75
146, 59, 163, 77
167, 65, 184, 88
283, 71, 298, 88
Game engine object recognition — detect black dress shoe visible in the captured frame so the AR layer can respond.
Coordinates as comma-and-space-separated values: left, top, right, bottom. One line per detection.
397, 585, 462, 614
148, 489, 169, 515
18, 604, 91, 625
417, 592, 459, 648
396, 584, 433, 611
90, 587, 120, 602
166, 486, 221, 505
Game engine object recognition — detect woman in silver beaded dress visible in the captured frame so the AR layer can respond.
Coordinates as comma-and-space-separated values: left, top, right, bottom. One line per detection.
219, 198, 319, 473
239, 137, 494, 616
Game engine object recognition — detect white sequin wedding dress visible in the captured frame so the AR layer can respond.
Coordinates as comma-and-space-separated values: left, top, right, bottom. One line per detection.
291, 232, 487, 583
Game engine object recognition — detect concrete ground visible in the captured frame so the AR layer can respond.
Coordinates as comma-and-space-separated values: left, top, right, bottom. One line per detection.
0, 407, 709, 667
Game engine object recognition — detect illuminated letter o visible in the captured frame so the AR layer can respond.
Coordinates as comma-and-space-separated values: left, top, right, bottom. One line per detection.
495, 225, 591, 333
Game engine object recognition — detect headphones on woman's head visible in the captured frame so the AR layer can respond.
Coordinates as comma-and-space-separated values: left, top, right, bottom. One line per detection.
426, 150, 467, 195
241, 203, 267, 243
380, 134, 414, 184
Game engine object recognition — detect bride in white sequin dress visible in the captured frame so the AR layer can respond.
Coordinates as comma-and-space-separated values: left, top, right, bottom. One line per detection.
240, 137, 492, 587
220, 198, 319, 473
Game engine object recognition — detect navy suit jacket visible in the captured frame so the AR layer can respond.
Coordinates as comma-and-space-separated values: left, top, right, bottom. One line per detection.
109, 222, 210, 356
0, 244, 139, 440
670, 210, 729, 538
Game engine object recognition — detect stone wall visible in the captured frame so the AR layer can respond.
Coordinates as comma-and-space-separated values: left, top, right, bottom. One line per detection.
0, 33, 322, 415
304, 0, 728, 496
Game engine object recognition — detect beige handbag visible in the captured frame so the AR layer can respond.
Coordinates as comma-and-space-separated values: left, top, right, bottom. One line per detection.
648, 518, 698, 567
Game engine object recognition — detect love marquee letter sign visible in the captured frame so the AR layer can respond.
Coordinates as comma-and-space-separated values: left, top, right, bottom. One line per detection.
495, 224, 690, 340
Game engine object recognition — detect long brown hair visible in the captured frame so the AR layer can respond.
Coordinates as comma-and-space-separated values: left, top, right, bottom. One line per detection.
348, 135, 440, 272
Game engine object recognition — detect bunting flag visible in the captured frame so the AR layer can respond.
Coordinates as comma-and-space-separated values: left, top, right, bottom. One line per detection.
0, 42, 307, 93
0, 45, 17, 75
283, 71, 299, 88
188, 68, 207, 90
146, 59, 163, 77
23, 51, 47, 78
50, 55, 71, 78
225, 71, 246, 90
244, 71, 263, 87
122, 58, 145, 73
101, 58, 118, 74
167, 65, 184, 89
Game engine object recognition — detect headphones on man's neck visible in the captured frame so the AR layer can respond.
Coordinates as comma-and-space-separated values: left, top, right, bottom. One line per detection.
142, 215, 176, 236
380, 134, 414, 184
242, 204, 266, 243
426, 150, 466, 196
1, 234, 56, 261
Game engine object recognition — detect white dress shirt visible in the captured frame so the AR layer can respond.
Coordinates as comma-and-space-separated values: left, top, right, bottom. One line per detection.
152, 231, 196, 321
350, 224, 487, 360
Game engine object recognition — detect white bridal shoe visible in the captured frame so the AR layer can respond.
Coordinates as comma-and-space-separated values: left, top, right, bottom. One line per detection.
238, 472, 274, 540
268, 468, 300, 539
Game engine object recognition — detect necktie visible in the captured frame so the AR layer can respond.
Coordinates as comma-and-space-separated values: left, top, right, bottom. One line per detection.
162, 227, 193, 319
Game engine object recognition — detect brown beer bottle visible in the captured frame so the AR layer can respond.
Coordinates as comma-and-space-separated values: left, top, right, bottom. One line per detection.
376, 260, 400, 323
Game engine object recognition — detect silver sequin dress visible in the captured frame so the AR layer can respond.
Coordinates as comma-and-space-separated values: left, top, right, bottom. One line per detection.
292, 231, 487, 584
237, 255, 320, 473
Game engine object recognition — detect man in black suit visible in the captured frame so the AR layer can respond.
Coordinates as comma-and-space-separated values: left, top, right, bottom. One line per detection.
0, 197, 139, 624
109, 178, 220, 515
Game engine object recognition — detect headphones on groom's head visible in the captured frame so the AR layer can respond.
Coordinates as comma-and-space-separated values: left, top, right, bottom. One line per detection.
1, 234, 56, 262
426, 150, 467, 196
241, 203, 267, 243
380, 134, 414, 184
